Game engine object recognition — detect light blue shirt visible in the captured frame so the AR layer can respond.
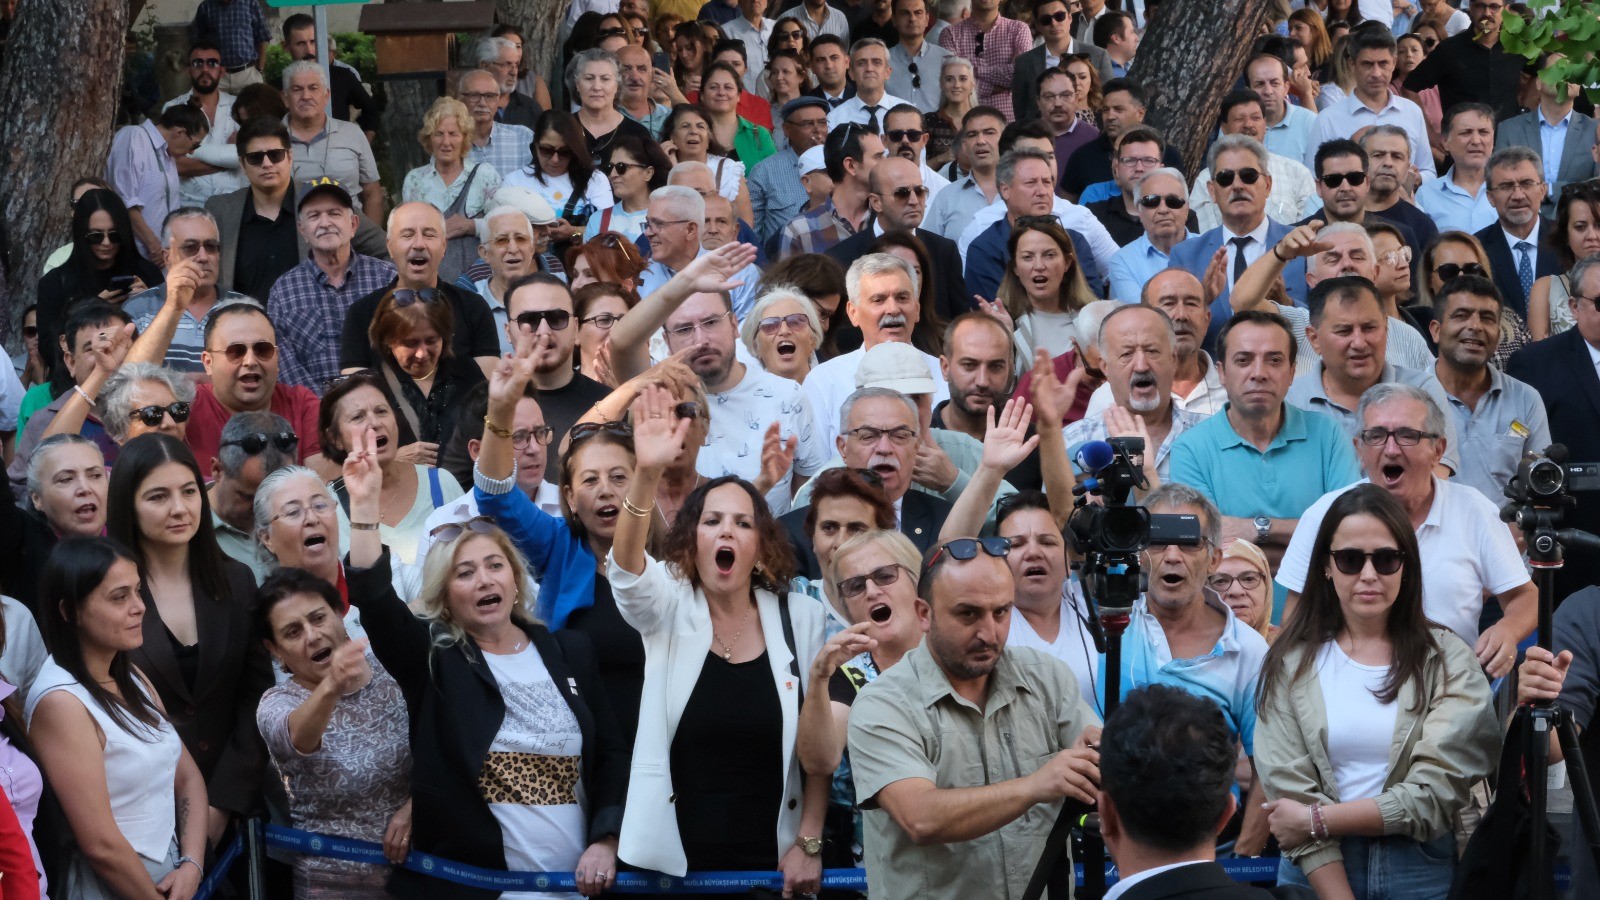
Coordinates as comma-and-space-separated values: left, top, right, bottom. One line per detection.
638, 247, 763, 321
1417, 364, 1552, 504
1539, 111, 1571, 199
1078, 180, 1120, 205
1283, 362, 1462, 473
1263, 104, 1317, 166
1415, 174, 1498, 234
1107, 233, 1194, 303
924, 175, 996, 240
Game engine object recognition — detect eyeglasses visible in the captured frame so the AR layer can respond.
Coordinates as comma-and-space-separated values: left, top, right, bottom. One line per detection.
1357, 426, 1439, 447
243, 148, 289, 167
643, 217, 692, 233
85, 230, 120, 245
207, 340, 278, 363
664, 311, 732, 340
1037, 9, 1070, 23
1381, 246, 1413, 268
270, 497, 336, 526
1433, 262, 1487, 280
222, 431, 299, 454
323, 370, 375, 392
838, 563, 912, 601
844, 425, 918, 446
393, 288, 439, 307
1117, 156, 1160, 168
515, 309, 573, 331
1330, 547, 1405, 576
673, 400, 702, 420
1489, 178, 1544, 195
880, 185, 929, 202
1213, 167, 1262, 187
580, 312, 622, 329
189, 57, 224, 69
428, 515, 498, 542
512, 425, 555, 449
569, 420, 633, 443
1319, 171, 1366, 188
537, 143, 573, 160
459, 91, 500, 104
131, 401, 191, 427
602, 161, 649, 175
175, 239, 222, 257
1138, 193, 1186, 210
885, 129, 926, 144
1206, 571, 1265, 592
758, 313, 811, 334
928, 536, 1012, 566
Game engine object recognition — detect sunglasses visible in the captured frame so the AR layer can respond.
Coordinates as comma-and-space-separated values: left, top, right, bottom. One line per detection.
1329, 547, 1405, 577
1137, 193, 1186, 210
1319, 171, 1366, 189
883, 185, 929, 202
598, 27, 627, 38
429, 515, 499, 542
674, 400, 702, 420
974, 31, 985, 57
603, 161, 649, 175
393, 288, 439, 307
22, 325, 38, 340
594, 230, 641, 265
1213, 167, 1262, 187
131, 401, 191, 427
512, 425, 555, 449
515, 309, 573, 331
176, 239, 222, 257
885, 129, 926, 144
907, 61, 921, 91
569, 420, 634, 443
1037, 9, 1070, 23
1433, 262, 1487, 280
838, 564, 911, 601
222, 431, 299, 454
207, 341, 278, 364
777, 28, 803, 39
85, 230, 120, 245
758, 313, 811, 334
324, 370, 376, 392
244, 148, 289, 167
1206, 571, 1265, 592
537, 143, 573, 160
928, 536, 1011, 566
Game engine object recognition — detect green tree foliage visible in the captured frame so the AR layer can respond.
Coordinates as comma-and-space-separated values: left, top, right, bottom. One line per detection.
1499, 0, 1600, 100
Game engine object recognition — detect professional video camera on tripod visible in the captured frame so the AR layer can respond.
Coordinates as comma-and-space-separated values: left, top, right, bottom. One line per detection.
1021, 437, 1201, 900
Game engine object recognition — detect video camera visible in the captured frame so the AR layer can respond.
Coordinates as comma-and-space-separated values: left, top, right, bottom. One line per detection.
1500, 444, 1600, 565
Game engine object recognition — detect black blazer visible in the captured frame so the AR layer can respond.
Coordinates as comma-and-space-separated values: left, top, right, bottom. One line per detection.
0, 502, 58, 614
1011, 43, 1114, 125
129, 558, 272, 816
781, 489, 953, 580
1116, 861, 1315, 900
825, 225, 972, 323
1472, 219, 1560, 319
348, 550, 629, 900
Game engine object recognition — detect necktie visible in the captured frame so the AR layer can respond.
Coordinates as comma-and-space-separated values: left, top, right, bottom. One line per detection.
864, 105, 881, 129
1230, 236, 1251, 285
1515, 240, 1534, 301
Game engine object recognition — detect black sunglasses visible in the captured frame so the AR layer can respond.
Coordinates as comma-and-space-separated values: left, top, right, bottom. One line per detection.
1037, 10, 1070, 23
515, 309, 573, 331
85, 230, 120, 246
1319, 171, 1366, 189
974, 31, 985, 56
324, 370, 377, 392
851, 467, 886, 488
907, 60, 921, 90
131, 401, 191, 427
1138, 193, 1186, 210
885, 129, 926, 143
883, 185, 929, 201
22, 325, 37, 340
598, 27, 627, 38
393, 289, 440, 308
569, 420, 633, 442
1213, 168, 1262, 187
207, 340, 277, 364
244, 148, 289, 167
928, 536, 1011, 566
674, 401, 702, 420
593, 230, 642, 265
222, 431, 299, 455
429, 515, 499, 542
1433, 262, 1487, 280
1329, 547, 1404, 577
838, 564, 911, 601
603, 161, 649, 175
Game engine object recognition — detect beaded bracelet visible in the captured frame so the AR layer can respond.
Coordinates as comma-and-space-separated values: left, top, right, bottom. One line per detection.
1310, 801, 1330, 842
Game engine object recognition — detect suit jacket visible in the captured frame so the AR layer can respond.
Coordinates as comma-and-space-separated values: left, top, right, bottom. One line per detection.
1495, 109, 1599, 213
825, 224, 972, 322
207, 186, 390, 296
781, 489, 953, 580
1011, 43, 1114, 125
1117, 861, 1316, 900
1165, 219, 1308, 350
1472, 218, 1560, 319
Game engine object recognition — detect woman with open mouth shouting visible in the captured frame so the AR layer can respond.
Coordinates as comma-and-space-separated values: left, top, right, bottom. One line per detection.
343, 426, 630, 900
608, 384, 829, 896
992, 217, 1099, 365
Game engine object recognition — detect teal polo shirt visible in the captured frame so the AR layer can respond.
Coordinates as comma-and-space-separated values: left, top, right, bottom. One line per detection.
1169, 402, 1362, 521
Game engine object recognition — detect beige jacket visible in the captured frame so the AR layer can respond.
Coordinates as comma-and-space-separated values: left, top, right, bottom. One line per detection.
1255, 628, 1500, 874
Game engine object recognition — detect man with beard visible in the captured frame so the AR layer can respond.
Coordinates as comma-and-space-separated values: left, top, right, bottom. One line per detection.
504, 273, 612, 470
1188, 92, 1315, 233
163, 41, 242, 208
478, 36, 543, 130
1359, 126, 1438, 260
1064, 304, 1203, 487
1107, 168, 1196, 303
1416, 103, 1498, 233
339, 202, 501, 378
269, 178, 397, 392
1474, 146, 1561, 319
459, 68, 533, 179
846, 529, 1101, 900
778, 123, 885, 259
1087, 270, 1225, 418
123, 209, 251, 373
933, 313, 1045, 490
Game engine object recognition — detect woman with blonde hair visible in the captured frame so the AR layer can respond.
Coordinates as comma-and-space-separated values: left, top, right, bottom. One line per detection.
993, 218, 1098, 363
402, 96, 503, 282
924, 57, 974, 170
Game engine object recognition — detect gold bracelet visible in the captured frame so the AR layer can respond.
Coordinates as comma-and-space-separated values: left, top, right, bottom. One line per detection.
350, 521, 380, 531
483, 416, 513, 439
622, 496, 656, 518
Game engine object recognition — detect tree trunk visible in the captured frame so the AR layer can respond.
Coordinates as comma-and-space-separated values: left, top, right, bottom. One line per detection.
1131, 0, 1280, 180
0, 0, 129, 339
498, 0, 571, 109
379, 0, 443, 201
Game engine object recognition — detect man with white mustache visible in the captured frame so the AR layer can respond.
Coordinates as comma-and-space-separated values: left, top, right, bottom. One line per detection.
1086, 269, 1226, 418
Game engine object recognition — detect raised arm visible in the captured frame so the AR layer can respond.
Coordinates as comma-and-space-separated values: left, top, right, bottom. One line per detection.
938, 398, 1038, 542
1026, 349, 1083, 529
612, 384, 692, 576
798, 623, 876, 777
607, 241, 759, 382
284, 639, 372, 754
42, 322, 134, 441
1231, 220, 1327, 314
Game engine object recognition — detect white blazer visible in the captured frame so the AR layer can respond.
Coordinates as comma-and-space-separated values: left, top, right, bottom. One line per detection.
607, 552, 828, 876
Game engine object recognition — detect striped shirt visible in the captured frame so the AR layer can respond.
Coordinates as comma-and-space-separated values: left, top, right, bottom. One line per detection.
123, 288, 257, 374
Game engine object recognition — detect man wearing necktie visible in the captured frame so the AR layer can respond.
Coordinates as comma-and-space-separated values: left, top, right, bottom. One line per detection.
827, 39, 909, 131
1473, 146, 1560, 320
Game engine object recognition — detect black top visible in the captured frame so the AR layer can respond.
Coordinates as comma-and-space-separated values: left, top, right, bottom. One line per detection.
497, 91, 545, 131
340, 279, 502, 371
583, 116, 654, 170
233, 202, 300, 303
536, 372, 614, 484
931, 401, 1045, 491
383, 354, 486, 446
827, 658, 877, 706
564, 574, 646, 748
168, 630, 200, 691
669, 651, 784, 870
1062, 136, 1184, 200
35, 255, 165, 375
850, 14, 897, 45
1401, 32, 1524, 121
1368, 198, 1439, 259
0, 502, 57, 614
329, 64, 380, 133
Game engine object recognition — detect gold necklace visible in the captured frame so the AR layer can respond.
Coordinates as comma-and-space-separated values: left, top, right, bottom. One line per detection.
712, 605, 753, 661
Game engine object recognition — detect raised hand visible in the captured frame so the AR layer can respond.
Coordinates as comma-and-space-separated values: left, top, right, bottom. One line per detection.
1276, 220, 1331, 261
629, 383, 692, 473
488, 326, 539, 408
87, 322, 137, 376
1203, 246, 1228, 303
1103, 405, 1150, 442
393, 442, 439, 467
592, 336, 618, 388
326, 638, 372, 695
165, 258, 204, 309
343, 427, 385, 509
754, 420, 798, 494
981, 398, 1040, 473
974, 294, 1015, 333
678, 241, 758, 294
809, 622, 877, 684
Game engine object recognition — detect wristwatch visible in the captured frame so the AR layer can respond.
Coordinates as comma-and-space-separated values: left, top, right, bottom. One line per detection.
795, 835, 823, 857
1253, 515, 1272, 543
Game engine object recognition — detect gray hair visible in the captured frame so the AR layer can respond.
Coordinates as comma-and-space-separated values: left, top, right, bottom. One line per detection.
668, 160, 716, 186
1134, 167, 1188, 204
281, 59, 329, 92
996, 147, 1054, 187
252, 464, 335, 544
1312, 220, 1376, 276
845, 252, 920, 306
1145, 483, 1223, 547
740, 286, 825, 357
1206, 133, 1269, 173
1357, 383, 1448, 439
26, 433, 101, 499
96, 362, 197, 442
650, 184, 706, 226
1074, 299, 1120, 348
1096, 303, 1175, 355
1487, 145, 1542, 180
940, 55, 973, 77
217, 411, 296, 480
476, 36, 519, 66
937, 0, 969, 21
566, 48, 621, 98
850, 37, 889, 56
839, 386, 919, 435
1571, 253, 1600, 298
1360, 123, 1411, 156
477, 204, 535, 243
161, 207, 218, 246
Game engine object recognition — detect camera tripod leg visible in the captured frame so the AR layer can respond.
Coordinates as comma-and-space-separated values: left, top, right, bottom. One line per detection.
1555, 712, 1600, 878
1527, 709, 1553, 900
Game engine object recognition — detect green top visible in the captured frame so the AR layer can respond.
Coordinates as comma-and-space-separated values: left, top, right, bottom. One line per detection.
732, 117, 777, 169
16, 382, 54, 436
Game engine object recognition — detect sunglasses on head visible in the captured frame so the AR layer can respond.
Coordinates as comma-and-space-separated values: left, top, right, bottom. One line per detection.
323, 370, 376, 392
1320, 171, 1366, 188
222, 431, 299, 455
1213, 167, 1262, 187
928, 536, 1011, 566
885, 129, 926, 144
1329, 547, 1404, 576
393, 288, 439, 307
758, 313, 811, 334
594, 230, 641, 265
131, 401, 191, 427
429, 515, 499, 542
244, 148, 289, 167
515, 309, 573, 331
1138, 193, 1186, 210
1433, 262, 1487, 280
85, 230, 120, 246
207, 341, 278, 364
850, 467, 886, 488
569, 420, 634, 443
838, 564, 910, 601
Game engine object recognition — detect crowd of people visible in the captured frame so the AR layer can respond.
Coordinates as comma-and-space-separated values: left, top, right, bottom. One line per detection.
0, 0, 1598, 897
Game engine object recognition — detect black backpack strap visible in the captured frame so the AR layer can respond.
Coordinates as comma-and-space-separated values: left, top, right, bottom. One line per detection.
779, 592, 803, 705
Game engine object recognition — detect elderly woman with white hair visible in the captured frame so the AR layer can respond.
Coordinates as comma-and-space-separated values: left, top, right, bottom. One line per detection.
569, 48, 654, 169
43, 360, 196, 447
2, 433, 109, 613
403, 95, 504, 282
740, 287, 824, 383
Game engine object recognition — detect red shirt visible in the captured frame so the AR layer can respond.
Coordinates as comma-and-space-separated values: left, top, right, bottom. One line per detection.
185, 382, 323, 469
685, 90, 774, 130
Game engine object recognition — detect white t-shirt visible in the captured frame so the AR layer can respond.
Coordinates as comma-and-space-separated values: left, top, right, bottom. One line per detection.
800, 345, 951, 450
503, 168, 614, 224
1006, 585, 1102, 715
1275, 478, 1530, 645
698, 368, 830, 517
1316, 641, 1398, 802
481, 644, 587, 900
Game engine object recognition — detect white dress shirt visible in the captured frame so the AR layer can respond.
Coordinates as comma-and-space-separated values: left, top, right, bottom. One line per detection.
827, 91, 911, 130
956, 196, 1121, 275
1221, 218, 1272, 284
1307, 92, 1436, 177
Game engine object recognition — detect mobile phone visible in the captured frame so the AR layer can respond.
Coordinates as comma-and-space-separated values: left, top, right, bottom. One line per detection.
108, 275, 137, 292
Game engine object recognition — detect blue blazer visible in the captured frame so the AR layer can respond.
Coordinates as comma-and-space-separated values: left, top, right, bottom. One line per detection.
1166, 219, 1307, 349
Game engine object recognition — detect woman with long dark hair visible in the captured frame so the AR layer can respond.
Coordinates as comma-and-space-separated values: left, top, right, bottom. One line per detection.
27, 537, 208, 899
993, 218, 1098, 363
1256, 484, 1498, 900
105, 434, 271, 848
585, 134, 671, 242
504, 110, 614, 252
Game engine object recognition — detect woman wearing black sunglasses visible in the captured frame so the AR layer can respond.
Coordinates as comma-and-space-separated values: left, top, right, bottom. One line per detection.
42, 360, 195, 449
1256, 484, 1498, 900
1527, 180, 1600, 341
1415, 230, 1529, 364
586, 135, 670, 243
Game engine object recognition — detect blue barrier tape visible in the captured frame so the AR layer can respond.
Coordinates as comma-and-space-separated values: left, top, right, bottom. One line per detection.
192, 833, 244, 900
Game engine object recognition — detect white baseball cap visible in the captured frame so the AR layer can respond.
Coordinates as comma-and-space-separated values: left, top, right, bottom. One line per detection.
855, 341, 935, 395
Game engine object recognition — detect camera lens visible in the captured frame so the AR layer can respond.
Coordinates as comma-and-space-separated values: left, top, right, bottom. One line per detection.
1527, 458, 1566, 496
